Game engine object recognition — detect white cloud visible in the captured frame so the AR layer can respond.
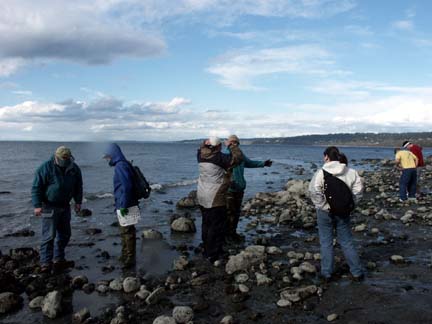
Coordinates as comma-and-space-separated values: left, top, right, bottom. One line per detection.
0, 58, 27, 77
12, 90, 32, 96
207, 45, 342, 90
2, 86, 432, 140
392, 20, 414, 31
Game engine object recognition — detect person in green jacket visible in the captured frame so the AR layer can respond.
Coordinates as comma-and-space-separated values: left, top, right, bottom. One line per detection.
224, 135, 272, 241
31, 146, 83, 273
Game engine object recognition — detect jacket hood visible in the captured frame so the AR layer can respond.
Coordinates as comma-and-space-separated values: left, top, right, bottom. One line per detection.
322, 161, 347, 176
105, 143, 127, 166
200, 145, 219, 159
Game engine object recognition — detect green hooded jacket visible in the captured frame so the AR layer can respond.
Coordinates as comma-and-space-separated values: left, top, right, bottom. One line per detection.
31, 156, 83, 208
226, 148, 265, 192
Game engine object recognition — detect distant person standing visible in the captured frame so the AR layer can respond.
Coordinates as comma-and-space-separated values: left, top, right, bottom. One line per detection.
32, 146, 83, 273
395, 147, 418, 202
104, 143, 139, 268
309, 146, 364, 281
402, 141, 425, 195
224, 135, 272, 241
197, 136, 243, 262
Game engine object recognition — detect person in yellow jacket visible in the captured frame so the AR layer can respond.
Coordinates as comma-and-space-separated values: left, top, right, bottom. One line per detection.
395, 148, 418, 202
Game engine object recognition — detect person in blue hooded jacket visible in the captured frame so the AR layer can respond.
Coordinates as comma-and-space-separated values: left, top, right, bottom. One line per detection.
104, 143, 139, 268
224, 135, 272, 241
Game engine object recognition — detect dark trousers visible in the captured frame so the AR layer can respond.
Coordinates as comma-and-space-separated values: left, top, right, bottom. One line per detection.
40, 207, 71, 265
226, 191, 244, 236
201, 206, 226, 261
399, 168, 417, 200
120, 225, 136, 263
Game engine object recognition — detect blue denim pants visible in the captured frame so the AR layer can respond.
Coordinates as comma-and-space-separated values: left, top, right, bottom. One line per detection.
40, 207, 71, 265
317, 209, 363, 278
399, 168, 417, 200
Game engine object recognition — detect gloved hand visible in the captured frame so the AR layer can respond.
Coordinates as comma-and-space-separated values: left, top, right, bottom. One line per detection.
119, 208, 129, 217
264, 159, 273, 167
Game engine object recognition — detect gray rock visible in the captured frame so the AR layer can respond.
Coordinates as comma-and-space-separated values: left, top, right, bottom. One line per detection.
327, 313, 338, 322
173, 256, 189, 271
42, 291, 62, 319
172, 306, 194, 323
255, 273, 272, 286
146, 287, 166, 305
153, 316, 176, 324
171, 217, 196, 233
220, 315, 235, 324
142, 229, 163, 240
96, 285, 109, 294
225, 246, 266, 274
73, 308, 90, 323
280, 285, 318, 303
390, 255, 405, 264
234, 273, 249, 283
29, 296, 44, 309
0, 292, 22, 314
123, 277, 140, 293
109, 279, 123, 291
135, 286, 151, 300
299, 262, 316, 274
277, 299, 292, 307
72, 275, 89, 289
176, 191, 199, 209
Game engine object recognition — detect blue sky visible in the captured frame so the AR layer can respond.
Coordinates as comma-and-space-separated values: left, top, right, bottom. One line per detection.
1, 0, 432, 141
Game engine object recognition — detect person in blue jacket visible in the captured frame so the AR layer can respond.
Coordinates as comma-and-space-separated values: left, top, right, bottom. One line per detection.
224, 135, 272, 241
104, 143, 139, 268
32, 146, 82, 273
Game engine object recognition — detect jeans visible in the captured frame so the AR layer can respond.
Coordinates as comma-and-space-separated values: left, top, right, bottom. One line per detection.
40, 207, 71, 265
317, 209, 363, 277
200, 206, 226, 261
399, 168, 417, 200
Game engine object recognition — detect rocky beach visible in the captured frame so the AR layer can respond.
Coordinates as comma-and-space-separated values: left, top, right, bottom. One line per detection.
2, 156, 432, 324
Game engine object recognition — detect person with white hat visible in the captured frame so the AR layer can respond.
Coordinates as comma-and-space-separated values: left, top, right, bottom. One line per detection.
197, 136, 243, 262
32, 146, 83, 273
224, 135, 272, 242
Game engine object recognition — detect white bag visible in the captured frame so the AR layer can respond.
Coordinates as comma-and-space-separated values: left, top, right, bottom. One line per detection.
116, 205, 140, 227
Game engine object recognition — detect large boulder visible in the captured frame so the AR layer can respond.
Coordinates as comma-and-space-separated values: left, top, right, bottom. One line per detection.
0, 292, 23, 314
172, 306, 194, 323
171, 217, 196, 233
176, 191, 199, 209
225, 245, 266, 274
153, 316, 176, 324
42, 291, 62, 319
285, 180, 308, 195
123, 277, 140, 293
280, 285, 318, 303
142, 229, 163, 240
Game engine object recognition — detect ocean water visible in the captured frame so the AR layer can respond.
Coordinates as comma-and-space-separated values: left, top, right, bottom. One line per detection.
0, 142, 430, 239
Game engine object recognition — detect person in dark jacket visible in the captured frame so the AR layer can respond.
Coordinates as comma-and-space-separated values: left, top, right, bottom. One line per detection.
224, 135, 272, 241
32, 146, 83, 273
197, 136, 243, 262
104, 143, 139, 268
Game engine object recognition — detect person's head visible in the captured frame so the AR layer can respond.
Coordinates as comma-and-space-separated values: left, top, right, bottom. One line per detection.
206, 136, 222, 152
103, 143, 124, 166
226, 134, 240, 147
339, 153, 348, 166
402, 141, 412, 149
55, 146, 73, 168
323, 146, 340, 162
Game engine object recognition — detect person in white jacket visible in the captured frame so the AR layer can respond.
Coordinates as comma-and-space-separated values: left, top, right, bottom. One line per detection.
309, 146, 364, 281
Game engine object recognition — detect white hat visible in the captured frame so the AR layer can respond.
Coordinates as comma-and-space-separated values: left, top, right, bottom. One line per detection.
208, 136, 221, 146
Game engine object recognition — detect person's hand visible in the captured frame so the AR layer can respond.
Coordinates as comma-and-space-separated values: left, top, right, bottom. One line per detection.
264, 159, 273, 167
119, 208, 129, 217
34, 208, 42, 217
74, 204, 81, 213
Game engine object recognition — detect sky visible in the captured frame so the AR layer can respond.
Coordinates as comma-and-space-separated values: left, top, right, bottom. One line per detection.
1, 0, 432, 141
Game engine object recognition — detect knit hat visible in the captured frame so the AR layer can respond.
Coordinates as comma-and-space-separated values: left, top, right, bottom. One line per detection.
228, 134, 240, 144
208, 136, 221, 146
55, 146, 72, 159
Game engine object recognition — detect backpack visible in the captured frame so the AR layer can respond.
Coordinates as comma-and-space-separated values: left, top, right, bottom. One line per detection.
323, 169, 355, 218
128, 161, 151, 199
